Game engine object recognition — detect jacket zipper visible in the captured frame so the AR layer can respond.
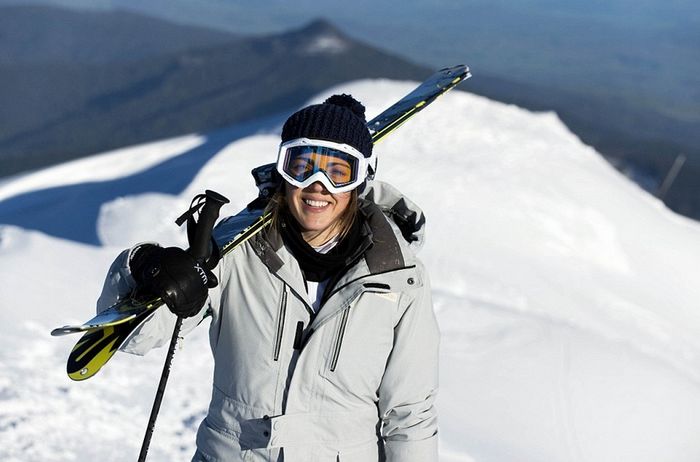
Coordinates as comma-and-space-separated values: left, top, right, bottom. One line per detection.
273, 286, 287, 361
329, 308, 350, 372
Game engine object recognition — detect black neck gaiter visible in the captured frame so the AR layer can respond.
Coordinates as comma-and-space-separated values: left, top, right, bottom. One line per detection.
280, 210, 366, 283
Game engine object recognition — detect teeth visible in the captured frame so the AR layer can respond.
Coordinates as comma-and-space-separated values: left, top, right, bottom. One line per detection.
304, 199, 329, 207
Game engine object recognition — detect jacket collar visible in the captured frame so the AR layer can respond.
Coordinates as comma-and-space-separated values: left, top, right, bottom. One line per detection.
254, 200, 407, 274
250, 200, 417, 324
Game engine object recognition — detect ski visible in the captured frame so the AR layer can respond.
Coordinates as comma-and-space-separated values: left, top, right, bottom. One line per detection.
67, 308, 156, 380
368, 64, 470, 143
58, 65, 471, 380
52, 297, 162, 335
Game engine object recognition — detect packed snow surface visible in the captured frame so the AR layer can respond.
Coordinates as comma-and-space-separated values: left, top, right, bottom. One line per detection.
1, 78, 699, 462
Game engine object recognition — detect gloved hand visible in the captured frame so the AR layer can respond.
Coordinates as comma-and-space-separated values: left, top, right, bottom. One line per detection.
129, 244, 214, 318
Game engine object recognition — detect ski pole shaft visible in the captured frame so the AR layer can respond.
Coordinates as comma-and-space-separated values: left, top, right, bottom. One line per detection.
137, 316, 183, 462
137, 190, 229, 462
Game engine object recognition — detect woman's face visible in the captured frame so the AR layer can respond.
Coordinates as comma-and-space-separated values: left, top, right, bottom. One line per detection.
285, 181, 352, 246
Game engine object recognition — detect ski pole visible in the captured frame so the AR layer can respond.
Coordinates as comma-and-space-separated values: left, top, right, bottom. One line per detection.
137, 190, 229, 462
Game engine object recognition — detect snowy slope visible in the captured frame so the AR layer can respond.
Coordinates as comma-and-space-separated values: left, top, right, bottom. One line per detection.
1, 79, 699, 462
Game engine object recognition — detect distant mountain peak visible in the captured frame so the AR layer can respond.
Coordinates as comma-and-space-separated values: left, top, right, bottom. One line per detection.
285, 18, 352, 56
298, 18, 342, 34
303, 33, 349, 55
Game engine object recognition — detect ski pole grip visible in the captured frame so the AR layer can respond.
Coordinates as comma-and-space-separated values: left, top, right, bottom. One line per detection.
189, 190, 229, 261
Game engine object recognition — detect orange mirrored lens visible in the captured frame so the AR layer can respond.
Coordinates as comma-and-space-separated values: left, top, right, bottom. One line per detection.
284, 146, 357, 186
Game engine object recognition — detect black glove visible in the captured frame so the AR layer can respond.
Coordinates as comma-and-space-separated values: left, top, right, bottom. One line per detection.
129, 244, 214, 318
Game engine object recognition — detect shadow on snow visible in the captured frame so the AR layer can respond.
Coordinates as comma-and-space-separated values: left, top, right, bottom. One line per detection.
0, 115, 284, 246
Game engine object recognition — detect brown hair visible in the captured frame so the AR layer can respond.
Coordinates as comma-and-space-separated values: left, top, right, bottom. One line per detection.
264, 186, 359, 243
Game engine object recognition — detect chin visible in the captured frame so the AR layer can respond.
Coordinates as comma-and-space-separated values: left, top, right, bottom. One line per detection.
300, 217, 332, 233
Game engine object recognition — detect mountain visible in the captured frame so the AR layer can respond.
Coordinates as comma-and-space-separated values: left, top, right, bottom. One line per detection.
0, 8, 428, 178
2, 3, 699, 219
0, 5, 238, 64
1, 79, 700, 461
11, 0, 698, 220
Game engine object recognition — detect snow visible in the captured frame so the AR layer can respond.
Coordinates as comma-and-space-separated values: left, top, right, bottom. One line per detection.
0, 134, 206, 203
1, 78, 700, 461
302, 34, 349, 55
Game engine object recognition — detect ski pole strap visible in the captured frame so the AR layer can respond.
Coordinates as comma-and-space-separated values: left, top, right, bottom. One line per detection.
175, 190, 230, 269
175, 194, 206, 227
189, 190, 229, 261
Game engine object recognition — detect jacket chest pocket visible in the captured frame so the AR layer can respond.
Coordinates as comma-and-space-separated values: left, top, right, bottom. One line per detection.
272, 285, 288, 361
322, 292, 397, 391
329, 308, 350, 372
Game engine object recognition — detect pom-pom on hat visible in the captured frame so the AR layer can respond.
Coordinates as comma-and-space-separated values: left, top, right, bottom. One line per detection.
281, 94, 373, 158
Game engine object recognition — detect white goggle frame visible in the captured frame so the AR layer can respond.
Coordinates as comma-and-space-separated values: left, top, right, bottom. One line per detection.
276, 137, 376, 193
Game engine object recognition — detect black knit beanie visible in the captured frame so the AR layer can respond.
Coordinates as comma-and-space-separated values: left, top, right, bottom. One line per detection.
281, 94, 373, 158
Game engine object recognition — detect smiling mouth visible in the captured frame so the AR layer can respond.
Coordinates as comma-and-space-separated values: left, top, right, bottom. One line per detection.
303, 199, 330, 208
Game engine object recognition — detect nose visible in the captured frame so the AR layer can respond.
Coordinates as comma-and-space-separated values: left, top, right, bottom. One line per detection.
304, 181, 328, 193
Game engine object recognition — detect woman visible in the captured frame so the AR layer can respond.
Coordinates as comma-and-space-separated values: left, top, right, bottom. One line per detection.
98, 95, 440, 461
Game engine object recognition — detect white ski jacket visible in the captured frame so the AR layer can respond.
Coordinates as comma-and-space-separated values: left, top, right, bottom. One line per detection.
97, 181, 440, 462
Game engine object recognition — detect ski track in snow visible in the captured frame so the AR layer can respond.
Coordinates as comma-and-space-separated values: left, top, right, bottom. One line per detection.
1, 79, 700, 461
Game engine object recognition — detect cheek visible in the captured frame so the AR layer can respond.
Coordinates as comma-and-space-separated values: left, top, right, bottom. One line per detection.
334, 193, 352, 212
285, 185, 300, 208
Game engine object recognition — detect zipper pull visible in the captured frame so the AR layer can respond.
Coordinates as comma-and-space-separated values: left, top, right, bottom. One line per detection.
293, 322, 304, 350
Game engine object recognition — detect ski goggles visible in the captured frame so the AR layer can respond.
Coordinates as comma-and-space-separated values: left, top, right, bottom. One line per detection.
276, 138, 374, 193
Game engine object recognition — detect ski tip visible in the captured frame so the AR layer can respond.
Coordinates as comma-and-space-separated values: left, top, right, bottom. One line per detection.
440, 64, 472, 85
51, 326, 81, 337
439, 64, 469, 76
68, 366, 98, 381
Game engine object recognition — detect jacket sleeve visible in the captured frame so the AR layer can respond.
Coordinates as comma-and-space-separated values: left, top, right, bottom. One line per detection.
378, 265, 440, 461
95, 244, 219, 356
